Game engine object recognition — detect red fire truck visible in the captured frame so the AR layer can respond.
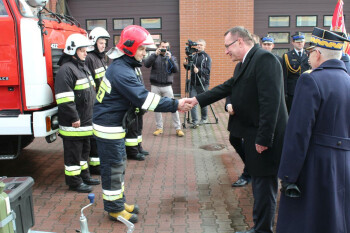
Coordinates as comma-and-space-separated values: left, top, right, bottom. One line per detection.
0, 0, 86, 159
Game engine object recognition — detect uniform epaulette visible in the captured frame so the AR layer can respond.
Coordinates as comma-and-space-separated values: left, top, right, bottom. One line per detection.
303, 69, 313, 74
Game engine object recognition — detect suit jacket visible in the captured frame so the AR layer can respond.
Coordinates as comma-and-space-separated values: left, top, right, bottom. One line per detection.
277, 59, 350, 233
197, 44, 288, 176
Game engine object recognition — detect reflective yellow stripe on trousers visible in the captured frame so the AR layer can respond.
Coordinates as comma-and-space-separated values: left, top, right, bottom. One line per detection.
59, 126, 93, 137
102, 182, 125, 201
65, 165, 81, 176
93, 123, 125, 139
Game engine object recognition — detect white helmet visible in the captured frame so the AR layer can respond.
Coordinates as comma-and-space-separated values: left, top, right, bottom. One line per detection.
25, 0, 48, 8
89, 27, 110, 45
64, 34, 92, 56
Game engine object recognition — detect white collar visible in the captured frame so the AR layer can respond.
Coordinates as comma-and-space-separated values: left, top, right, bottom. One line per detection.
242, 46, 253, 64
294, 48, 304, 54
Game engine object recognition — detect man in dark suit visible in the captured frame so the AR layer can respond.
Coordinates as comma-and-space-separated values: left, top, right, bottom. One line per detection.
277, 28, 350, 233
282, 32, 311, 112
186, 26, 288, 233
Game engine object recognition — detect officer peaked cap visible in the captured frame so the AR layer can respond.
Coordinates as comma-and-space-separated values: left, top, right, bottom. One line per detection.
307, 27, 350, 51
261, 35, 274, 43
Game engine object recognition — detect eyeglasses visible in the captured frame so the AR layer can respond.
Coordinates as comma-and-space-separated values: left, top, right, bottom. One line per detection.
306, 49, 321, 57
225, 39, 238, 49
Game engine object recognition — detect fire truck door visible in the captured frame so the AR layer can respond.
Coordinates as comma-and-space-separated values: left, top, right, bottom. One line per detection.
0, 0, 21, 111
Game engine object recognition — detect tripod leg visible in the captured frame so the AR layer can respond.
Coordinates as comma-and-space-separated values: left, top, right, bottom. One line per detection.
196, 74, 218, 124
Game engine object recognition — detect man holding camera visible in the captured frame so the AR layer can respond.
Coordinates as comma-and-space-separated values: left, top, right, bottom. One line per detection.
144, 41, 184, 137
184, 39, 212, 128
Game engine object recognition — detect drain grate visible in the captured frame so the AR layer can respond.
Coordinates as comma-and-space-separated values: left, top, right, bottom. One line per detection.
199, 143, 226, 151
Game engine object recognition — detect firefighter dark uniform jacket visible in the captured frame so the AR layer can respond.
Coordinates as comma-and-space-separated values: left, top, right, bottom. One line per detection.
85, 50, 108, 92
55, 58, 95, 138
93, 55, 178, 140
282, 49, 310, 96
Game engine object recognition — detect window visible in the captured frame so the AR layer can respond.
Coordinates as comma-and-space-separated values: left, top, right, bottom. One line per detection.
269, 16, 290, 27
151, 34, 162, 46
296, 16, 317, 27
302, 32, 312, 43
323, 15, 332, 27
113, 18, 133, 30
273, 48, 289, 57
141, 17, 161, 29
0, 0, 8, 16
113, 35, 120, 46
86, 19, 107, 31
268, 32, 290, 44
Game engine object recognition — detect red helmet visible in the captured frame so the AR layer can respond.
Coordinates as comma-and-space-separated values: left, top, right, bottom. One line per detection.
116, 25, 154, 57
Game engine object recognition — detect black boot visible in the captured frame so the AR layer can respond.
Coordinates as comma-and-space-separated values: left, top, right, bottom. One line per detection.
128, 153, 145, 161
83, 177, 100, 185
126, 146, 145, 161
69, 183, 93, 193
138, 143, 149, 156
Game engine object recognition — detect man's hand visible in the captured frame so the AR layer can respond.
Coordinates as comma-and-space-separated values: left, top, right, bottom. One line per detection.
183, 60, 188, 66
72, 120, 81, 128
178, 98, 192, 112
155, 48, 161, 55
193, 65, 199, 73
165, 51, 171, 58
184, 97, 199, 108
255, 144, 268, 154
227, 104, 235, 115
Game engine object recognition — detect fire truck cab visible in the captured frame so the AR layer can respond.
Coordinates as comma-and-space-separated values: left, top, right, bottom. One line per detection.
0, 0, 86, 159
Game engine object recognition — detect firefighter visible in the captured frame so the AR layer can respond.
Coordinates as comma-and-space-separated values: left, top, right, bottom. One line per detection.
55, 34, 100, 193
93, 25, 191, 222
85, 27, 110, 174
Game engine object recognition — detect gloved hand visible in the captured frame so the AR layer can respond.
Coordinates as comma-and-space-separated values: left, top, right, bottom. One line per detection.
280, 180, 301, 198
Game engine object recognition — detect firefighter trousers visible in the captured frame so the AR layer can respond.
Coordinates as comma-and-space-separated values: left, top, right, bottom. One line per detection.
63, 138, 91, 187
125, 114, 143, 158
95, 136, 127, 213
89, 137, 100, 170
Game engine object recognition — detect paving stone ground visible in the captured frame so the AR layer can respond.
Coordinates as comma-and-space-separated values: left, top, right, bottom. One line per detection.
0, 99, 280, 233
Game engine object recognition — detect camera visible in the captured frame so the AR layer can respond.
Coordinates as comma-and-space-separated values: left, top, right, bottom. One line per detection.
185, 40, 198, 59
160, 48, 167, 53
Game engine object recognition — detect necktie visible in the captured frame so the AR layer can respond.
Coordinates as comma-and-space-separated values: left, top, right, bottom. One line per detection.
298, 51, 302, 57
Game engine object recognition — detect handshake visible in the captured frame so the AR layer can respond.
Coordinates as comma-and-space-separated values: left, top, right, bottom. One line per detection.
177, 97, 198, 112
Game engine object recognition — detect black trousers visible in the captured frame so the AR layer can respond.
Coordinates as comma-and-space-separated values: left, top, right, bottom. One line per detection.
125, 114, 143, 158
251, 175, 278, 233
63, 138, 91, 187
229, 133, 250, 179
89, 137, 100, 167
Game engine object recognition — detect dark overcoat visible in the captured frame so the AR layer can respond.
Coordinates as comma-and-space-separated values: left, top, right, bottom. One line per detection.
197, 44, 288, 176
277, 59, 350, 233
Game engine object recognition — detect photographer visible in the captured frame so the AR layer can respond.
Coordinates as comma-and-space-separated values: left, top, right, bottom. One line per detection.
144, 41, 184, 137
183, 39, 212, 128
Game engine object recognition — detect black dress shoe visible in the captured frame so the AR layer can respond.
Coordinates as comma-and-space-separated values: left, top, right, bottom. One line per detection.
235, 228, 255, 233
69, 183, 93, 193
232, 178, 250, 187
128, 153, 145, 161
83, 177, 100, 185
